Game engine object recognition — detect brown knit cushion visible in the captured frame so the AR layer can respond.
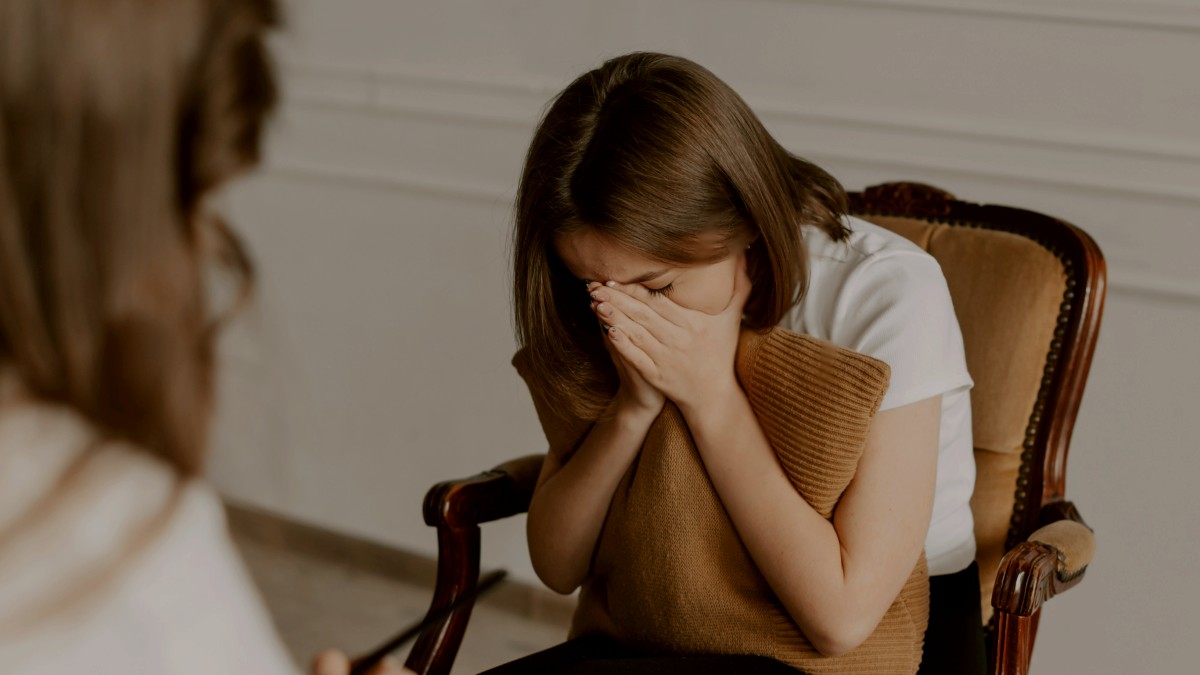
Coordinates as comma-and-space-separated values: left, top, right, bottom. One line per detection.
515, 327, 930, 674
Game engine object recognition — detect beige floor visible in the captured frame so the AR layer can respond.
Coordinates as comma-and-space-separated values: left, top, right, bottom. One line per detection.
233, 534, 569, 674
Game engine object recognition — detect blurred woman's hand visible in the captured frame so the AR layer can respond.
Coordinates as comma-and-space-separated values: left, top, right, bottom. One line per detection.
311, 649, 415, 675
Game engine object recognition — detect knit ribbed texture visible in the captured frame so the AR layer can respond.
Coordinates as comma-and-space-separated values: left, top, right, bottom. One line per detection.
514, 328, 930, 674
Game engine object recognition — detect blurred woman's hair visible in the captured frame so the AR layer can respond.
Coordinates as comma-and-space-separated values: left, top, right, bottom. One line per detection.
513, 52, 849, 420
0, 0, 279, 474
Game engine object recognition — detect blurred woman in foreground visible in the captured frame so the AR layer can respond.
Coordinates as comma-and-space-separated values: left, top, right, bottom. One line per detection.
0, 1, 406, 673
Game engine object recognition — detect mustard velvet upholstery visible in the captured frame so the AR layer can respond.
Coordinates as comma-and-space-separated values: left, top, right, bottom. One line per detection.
855, 215, 1068, 623
1028, 520, 1096, 578
859, 215, 937, 250
927, 226, 1066, 455
970, 451, 1025, 622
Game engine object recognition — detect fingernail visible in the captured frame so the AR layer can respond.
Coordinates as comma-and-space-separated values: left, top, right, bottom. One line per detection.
590, 291, 604, 301
605, 280, 618, 288
608, 326, 621, 339
597, 303, 612, 316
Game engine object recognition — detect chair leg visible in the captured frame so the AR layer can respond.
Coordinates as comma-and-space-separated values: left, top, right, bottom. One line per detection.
991, 609, 1041, 675
405, 525, 481, 675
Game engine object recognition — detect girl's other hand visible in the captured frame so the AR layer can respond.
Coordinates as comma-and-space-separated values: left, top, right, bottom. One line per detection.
311, 650, 415, 675
609, 332, 667, 420
589, 256, 752, 414
593, 294, 666, 419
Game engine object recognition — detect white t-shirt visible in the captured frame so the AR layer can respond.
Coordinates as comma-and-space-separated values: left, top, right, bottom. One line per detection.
781, 216, 977, 576
0, 378, 299, 674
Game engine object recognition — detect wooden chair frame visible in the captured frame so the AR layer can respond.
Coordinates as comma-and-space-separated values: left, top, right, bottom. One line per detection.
404, 182, 1106, 675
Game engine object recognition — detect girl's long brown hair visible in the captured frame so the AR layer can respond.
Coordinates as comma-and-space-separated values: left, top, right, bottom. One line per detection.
514, 52, 849, 421
0, 0, 279, 475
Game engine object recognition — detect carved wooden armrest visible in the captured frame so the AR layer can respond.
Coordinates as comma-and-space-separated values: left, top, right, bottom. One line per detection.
406, 454, 546, 675
990, 501, 1094, 674
422, 454, 546, 528
992, 500, 1094, 617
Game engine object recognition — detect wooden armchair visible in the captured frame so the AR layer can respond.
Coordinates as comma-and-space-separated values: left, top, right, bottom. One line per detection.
404, 182, 1106, 675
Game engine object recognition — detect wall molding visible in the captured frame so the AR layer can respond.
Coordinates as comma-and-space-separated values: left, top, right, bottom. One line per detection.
799, 145, 1200, 205
1105, 271, 1200, 304
266, 159, 512, 205
269, 65, 1200, 304
285, 64, 1200, 170
789, 0, 1200, 33
261, 160, 1200, 305
265, 137, 1200, 213
755, 100, 1200, 168
283, 65, 1200, 208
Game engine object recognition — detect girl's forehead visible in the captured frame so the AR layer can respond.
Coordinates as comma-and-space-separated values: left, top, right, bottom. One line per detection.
552, 228, 729, 281
554, 230, 666, 283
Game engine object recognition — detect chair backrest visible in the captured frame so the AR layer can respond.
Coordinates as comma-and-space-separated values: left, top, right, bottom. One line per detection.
849, 183, 1105, 632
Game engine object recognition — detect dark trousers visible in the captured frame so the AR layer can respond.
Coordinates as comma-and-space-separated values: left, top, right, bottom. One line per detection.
481, 562, 988, 675
478, 635, 804, 674
917, 561, 988, 675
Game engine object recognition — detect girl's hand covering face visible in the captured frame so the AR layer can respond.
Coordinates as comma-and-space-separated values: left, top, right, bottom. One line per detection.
602, 321, 667, 418
588, 255, 752, 414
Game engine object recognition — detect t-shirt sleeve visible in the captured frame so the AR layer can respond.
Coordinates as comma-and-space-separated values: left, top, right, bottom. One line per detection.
829, 251, 973, 411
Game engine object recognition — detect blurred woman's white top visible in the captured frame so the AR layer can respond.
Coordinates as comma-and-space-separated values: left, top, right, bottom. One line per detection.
0, 373, 298, 674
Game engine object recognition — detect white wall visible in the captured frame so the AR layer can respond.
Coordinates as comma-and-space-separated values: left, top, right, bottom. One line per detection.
207, 1, 1200, 672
